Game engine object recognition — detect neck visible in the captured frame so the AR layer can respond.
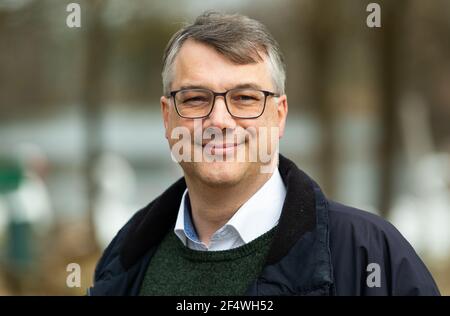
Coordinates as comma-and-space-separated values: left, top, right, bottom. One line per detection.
184, 167, 274, 246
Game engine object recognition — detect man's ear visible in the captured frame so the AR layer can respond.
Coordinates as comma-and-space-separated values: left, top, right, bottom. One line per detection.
277, 94, 288, 139
161, 96, 170, 140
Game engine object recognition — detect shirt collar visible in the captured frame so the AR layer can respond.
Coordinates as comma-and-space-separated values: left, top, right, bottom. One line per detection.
226, 168, 286, 243
174, 190, 191, 245
174, 168, 286, 248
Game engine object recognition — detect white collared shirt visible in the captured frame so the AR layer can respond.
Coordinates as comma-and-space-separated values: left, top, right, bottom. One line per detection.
174, 168, 286, 251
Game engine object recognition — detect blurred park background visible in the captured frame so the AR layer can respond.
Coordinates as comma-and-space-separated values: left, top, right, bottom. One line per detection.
0, 0, 449, 295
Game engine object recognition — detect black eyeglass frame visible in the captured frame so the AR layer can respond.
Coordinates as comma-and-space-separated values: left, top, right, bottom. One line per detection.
167, 88, 280, 119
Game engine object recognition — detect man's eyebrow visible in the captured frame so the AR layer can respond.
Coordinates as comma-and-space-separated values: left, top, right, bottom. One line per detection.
232, 83, 263, 90
178, 85, 209, 90
177, 83, 264, 91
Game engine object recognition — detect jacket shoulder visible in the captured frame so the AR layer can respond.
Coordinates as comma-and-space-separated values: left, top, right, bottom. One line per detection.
328, 201, 392, 230
327, 200, 440, 295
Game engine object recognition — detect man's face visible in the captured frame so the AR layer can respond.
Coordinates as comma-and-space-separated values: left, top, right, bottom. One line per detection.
161, 39, 288, 187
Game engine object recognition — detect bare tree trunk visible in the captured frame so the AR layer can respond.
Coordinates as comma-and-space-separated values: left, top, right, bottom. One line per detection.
308, 0, 338, 197
82, 0, 108, 250
378, 0, 406, 218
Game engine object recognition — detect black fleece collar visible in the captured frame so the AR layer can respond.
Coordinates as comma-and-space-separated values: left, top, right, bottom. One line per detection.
120, 154, 317, 270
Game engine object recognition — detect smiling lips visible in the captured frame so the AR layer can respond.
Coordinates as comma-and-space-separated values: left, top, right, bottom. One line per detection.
201, 141, 244, 155
203, 142, 239, 148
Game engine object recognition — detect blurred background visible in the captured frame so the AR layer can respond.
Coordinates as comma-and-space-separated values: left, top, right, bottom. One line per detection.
0, 0, 449, 295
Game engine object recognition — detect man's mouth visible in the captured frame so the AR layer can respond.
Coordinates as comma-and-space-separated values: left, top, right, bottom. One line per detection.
202, 142, 238, 148
200, 141, 245, 155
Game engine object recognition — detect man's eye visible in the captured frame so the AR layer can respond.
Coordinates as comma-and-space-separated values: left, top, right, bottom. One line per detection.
234, 95, 256, 101
184, 96, 208, 103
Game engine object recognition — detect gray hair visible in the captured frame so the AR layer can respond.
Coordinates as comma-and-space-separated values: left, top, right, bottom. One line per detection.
162, 11, 286, 96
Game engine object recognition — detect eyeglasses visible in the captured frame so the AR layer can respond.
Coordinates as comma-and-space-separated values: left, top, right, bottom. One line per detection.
168, 88, 279, 119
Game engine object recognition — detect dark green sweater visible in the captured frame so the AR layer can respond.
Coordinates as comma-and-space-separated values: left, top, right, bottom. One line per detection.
139, 227, 276, 296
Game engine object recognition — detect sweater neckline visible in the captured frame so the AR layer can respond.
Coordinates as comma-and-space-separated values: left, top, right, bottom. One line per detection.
173, 225, 278, 262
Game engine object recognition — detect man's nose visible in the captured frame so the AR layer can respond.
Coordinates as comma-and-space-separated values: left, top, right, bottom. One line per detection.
205, 96, 236, 130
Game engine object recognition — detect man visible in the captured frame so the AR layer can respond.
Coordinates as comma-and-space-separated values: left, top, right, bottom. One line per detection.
89, 11, 440, 296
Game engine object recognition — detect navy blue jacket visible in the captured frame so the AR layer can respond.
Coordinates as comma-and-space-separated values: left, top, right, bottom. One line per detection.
89, 155, 440, 296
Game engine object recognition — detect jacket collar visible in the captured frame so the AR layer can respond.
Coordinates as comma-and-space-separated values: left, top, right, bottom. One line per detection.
120, 155, 333, 294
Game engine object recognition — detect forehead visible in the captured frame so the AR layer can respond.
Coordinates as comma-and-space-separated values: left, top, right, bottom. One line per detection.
171, 39, 273, 91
